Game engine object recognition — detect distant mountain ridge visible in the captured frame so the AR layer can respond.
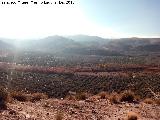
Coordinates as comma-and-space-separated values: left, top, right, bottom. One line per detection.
0, 39, 14, 50
0, 35, 160, 56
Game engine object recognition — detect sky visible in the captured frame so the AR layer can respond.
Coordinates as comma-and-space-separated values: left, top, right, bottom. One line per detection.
0, 0, 159, 39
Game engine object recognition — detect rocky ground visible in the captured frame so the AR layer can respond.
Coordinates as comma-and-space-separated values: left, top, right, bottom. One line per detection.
0, 96, 160, 120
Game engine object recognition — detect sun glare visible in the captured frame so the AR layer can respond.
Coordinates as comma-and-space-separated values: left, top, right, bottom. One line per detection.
0, 1, 123, 39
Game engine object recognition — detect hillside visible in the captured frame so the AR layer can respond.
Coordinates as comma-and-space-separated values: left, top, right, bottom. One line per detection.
0, 40, 14, 50
1, 96, 160, 120
0, 36, 160, 120
1, 36, 160, 56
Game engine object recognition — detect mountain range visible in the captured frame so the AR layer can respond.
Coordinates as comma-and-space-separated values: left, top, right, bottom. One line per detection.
0, 35, 160, 56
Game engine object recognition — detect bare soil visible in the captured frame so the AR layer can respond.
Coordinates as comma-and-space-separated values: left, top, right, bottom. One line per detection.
0, 97, 159, 120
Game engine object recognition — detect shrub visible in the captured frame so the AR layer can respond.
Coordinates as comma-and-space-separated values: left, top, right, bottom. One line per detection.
143, 98, 154, 104
76, 92, 87, 100
0, 87, 8, 110
10, 91, 27, 102
120, 90, 135, 103
127, 112, 138, 120
98, 91, 109, 99
65, 95, 76, 101
109, 92, 119, 104
155, 99, 160, 105
55, 111, 64, 120
30, 93, 48, 102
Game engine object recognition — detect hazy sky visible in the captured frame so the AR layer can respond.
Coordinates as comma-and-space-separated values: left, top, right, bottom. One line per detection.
0, 0, 159, 39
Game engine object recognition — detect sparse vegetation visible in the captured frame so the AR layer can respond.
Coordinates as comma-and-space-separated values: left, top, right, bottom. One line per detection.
0, 46, 159, 119
143, 98, 154, 104
10, 91, 27, 102
30, 93, 48, 102
98, 91, 109, 99
109, 92, 120, 104
120, 90, 136, 103
76, 92, 88, 100
0, 68, 159, 100
0, 87, 8, 110
65, 95, 76, 101
155, 99, 160, 105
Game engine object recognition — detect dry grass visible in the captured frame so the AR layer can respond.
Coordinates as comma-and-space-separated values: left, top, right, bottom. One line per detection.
98, 91, 109, 99
127, 112, 138, 120
30, 93, 48, 102
120, 90, 136, 103
65, 95, 76, 101
143, 98, 154, 104
55, 111, 64, 120
10, 91, 48, 102
109, 92, 120, 104
76, 92, 88, 100
155, 99, 160, 105
10, 91, 28, 102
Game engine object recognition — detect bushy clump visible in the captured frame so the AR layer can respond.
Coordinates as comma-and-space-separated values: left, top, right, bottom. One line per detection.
55, 111, 64, 120
30, 93, 48, 102
65, 95, 76, 101
127, 112, 138, 120
10, 91, 27, 102
143, 98, 154, 104
0, 87, 8, 110
76, 92, 87, 100
98, 91, 109, 99
155, 99, 160, 105
109, 92, 120, 104
120, 90, 136, 103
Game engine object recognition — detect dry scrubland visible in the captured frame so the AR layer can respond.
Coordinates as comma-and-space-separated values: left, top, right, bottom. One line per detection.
0, 54, 160, 120
0, 88, 160, 120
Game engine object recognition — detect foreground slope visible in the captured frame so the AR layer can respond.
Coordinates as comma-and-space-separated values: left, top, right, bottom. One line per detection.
1, 97, 160, 120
